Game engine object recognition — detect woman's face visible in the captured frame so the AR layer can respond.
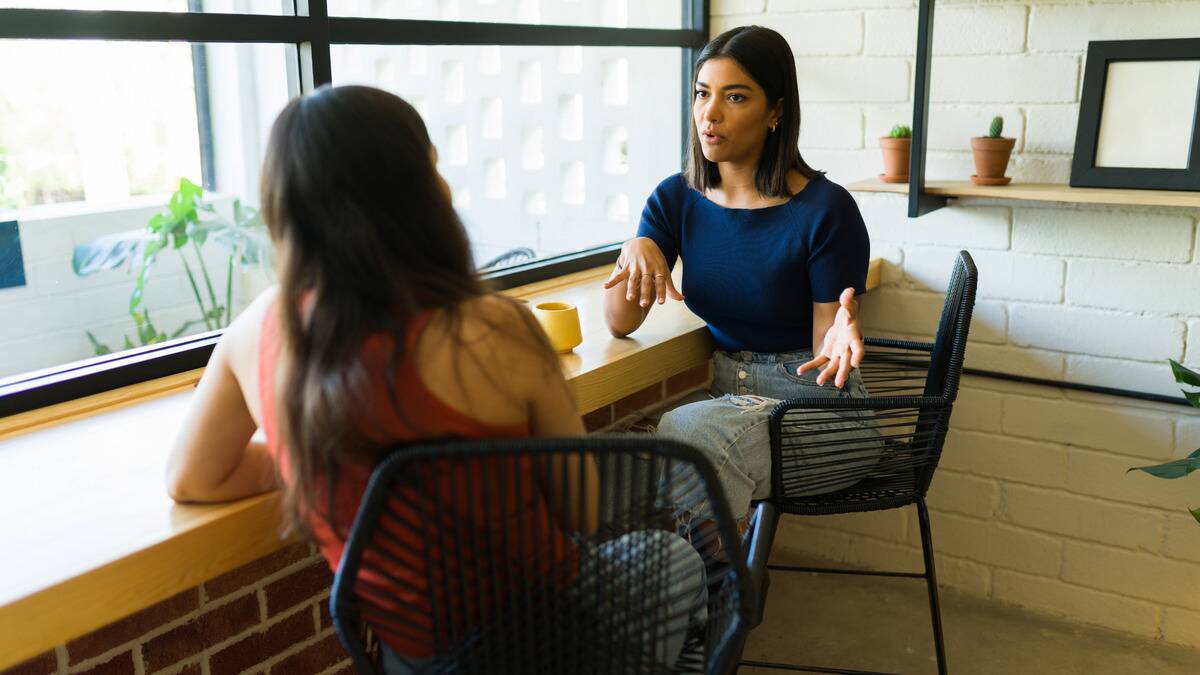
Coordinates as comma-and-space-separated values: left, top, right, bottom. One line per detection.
693, 56, 780, 166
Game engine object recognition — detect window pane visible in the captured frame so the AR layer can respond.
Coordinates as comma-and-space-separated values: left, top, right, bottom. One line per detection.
0, 0, 287, 13
329, 0, 686, 29
0, 40, 290, 379
332, 44, 681, 271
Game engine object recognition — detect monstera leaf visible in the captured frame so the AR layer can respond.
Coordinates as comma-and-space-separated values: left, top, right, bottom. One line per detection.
71, 230, 153, 276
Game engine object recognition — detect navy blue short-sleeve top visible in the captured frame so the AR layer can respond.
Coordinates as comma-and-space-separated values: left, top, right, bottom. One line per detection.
635, 172, 870, 354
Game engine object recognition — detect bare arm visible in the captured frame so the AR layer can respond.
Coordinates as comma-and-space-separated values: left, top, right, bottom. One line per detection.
811, 300, 839, 353
602, 237, 683, 338
523, 337, 600, 534
166, 337, 278, 502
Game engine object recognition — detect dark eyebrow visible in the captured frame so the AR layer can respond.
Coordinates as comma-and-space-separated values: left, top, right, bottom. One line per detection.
695, 81, 753, 92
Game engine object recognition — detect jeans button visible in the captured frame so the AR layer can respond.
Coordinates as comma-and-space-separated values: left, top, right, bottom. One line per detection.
737, 370, 748, 380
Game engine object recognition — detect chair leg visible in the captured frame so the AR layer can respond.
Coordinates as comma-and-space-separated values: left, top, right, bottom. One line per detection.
916, 498, 948, 675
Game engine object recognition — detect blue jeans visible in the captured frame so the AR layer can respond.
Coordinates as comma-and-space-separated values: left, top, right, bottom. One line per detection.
380, 530, 707, 674
658, 349, 882, 520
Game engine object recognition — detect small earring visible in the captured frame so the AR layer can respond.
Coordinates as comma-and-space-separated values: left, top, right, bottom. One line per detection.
769, 122, 777, 133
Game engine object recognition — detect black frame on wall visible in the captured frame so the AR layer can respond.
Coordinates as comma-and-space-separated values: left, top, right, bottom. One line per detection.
885, 1, 1196, 407
0, 0, 710, 417
1071, 37, 1200, 192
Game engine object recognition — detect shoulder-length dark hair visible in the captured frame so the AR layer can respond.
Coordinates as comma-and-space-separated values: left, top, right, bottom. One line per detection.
685, 25, 820, 197
260, 85, 485, 535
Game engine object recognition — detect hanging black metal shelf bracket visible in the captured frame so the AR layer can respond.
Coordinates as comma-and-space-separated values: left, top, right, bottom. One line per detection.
909, 0, 948, 218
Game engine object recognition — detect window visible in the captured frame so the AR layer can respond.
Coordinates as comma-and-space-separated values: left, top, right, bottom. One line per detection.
332, 44, 682, 270
0, 1, 285, 13
0, 40, 289, 381
328, 0, 685, 28
0, 1, 706, 415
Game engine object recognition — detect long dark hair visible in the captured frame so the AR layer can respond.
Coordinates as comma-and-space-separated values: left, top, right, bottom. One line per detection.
260, 85, 486, 535
684, 25, 820, 197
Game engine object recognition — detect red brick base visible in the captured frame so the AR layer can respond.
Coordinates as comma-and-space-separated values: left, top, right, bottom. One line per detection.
3, 543, 350, 675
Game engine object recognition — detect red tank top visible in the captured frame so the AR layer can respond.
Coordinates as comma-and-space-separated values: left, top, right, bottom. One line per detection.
258, 302, 575, 657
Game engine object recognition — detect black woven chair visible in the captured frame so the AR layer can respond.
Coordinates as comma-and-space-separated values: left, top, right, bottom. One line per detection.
330, 435, 770, 675
744, 250, 977, 675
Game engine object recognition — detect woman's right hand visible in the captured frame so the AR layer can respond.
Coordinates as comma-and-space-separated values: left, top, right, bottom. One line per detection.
602, 237, 684, 308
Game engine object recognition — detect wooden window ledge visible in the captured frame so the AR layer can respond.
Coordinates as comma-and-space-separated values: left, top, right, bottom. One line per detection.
0, 260, 879, 668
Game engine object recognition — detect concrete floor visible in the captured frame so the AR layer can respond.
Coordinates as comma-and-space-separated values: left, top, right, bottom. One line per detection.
739, 562, 1200, 675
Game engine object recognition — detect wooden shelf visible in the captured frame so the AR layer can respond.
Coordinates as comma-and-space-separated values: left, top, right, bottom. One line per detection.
847, 178, 1200, 209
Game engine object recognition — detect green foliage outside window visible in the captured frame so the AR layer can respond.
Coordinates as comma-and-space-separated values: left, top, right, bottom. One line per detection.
72, 178, 270, 354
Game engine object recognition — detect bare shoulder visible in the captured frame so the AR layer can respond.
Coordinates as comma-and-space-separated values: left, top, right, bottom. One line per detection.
219, 286, 280, 424
429, 294, 546, 353
222, 286, 281, 359
415, 293, 557, 426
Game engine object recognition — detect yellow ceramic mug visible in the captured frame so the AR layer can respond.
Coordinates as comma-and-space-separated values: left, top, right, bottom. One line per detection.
532, 301, 583, 353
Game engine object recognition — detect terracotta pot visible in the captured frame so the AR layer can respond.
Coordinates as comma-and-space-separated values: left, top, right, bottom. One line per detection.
970, 136, 1016, 185
879, 137, 911, 184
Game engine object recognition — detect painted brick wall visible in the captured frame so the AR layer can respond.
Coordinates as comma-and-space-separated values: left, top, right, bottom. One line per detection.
713, 0, 1200, 647
2, 368, 711, 675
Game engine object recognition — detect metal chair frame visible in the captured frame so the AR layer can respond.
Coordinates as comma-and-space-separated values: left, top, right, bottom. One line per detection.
330, 435, 773, 675
744, 251, 977, 675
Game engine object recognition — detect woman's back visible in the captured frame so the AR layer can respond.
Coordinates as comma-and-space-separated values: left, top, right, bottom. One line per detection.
216, 288, 580, 657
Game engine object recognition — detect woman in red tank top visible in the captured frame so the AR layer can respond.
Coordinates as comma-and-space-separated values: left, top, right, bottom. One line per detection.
165, 85, 706, 672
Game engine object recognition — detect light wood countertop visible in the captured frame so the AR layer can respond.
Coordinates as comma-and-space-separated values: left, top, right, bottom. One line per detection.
0, 259, 879, 669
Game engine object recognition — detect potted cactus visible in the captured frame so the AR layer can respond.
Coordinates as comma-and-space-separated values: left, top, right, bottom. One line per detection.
970, 116, 1015, 185
879, 124, 911, 184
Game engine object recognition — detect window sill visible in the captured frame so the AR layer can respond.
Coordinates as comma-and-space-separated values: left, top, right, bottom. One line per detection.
0, 260, 879, 669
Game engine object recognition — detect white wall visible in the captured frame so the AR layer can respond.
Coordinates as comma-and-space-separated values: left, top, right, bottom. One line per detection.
714, 0, 1200, 647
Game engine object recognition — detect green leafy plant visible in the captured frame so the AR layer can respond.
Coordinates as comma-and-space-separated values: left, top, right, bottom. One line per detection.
987, 116, 1004, 139
888, 124, 912, 139
72, 178, 270, 354
1128, 360, 1200, 523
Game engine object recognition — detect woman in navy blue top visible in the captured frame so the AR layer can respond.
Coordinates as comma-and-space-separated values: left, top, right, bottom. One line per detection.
602, 26, 878, 521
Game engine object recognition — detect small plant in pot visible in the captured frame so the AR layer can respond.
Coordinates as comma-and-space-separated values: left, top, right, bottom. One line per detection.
879, 124, 911, 184
970, 116, 1015, 186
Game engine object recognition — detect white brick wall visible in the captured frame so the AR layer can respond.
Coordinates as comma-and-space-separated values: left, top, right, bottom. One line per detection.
728, 0, 1200, 647
712, 12, 864, 56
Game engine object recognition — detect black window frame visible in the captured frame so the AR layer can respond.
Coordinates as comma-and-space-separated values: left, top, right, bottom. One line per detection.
0, 0, 710, 417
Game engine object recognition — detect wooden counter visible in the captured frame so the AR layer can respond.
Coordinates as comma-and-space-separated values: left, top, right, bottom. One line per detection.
0, 260, 879, 669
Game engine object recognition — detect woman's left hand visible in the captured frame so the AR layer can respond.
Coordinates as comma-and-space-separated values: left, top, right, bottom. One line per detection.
799, 288, 864, 388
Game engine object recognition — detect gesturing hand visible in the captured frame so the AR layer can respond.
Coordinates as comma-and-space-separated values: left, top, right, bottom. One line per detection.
799, 288, 864, 388
602, 237, 684, 308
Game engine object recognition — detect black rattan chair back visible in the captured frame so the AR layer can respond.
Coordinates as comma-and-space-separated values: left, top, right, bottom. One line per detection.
923, 250, 977, 401
769, 250, 978, 514
755, 251, 978, 675
330, 436, 755, 675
